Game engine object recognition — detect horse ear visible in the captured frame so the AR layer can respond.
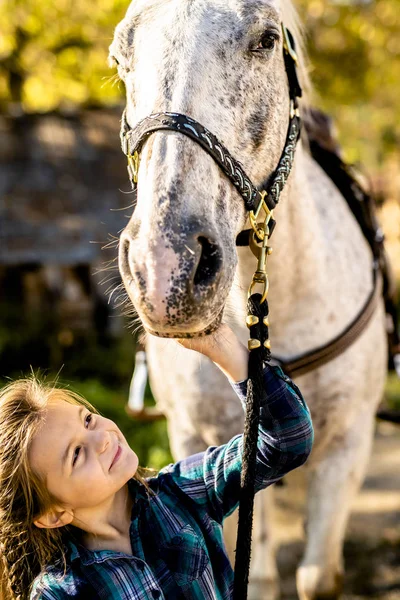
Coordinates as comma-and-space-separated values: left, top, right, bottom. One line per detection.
34, 507, 73, 530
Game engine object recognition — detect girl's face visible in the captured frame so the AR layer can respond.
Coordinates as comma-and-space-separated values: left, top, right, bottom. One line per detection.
29, 400, 139, 511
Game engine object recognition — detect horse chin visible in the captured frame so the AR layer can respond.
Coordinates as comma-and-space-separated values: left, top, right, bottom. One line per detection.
143, 310, 224, 339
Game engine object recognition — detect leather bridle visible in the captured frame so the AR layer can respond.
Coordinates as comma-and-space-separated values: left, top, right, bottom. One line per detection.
120, 24, 302, 240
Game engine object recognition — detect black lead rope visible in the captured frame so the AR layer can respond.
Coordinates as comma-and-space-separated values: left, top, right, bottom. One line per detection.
119, 23, 302, 600
233, 294, 271, 599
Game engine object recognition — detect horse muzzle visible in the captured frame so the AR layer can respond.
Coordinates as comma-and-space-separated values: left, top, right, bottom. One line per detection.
119, 226, 230, 338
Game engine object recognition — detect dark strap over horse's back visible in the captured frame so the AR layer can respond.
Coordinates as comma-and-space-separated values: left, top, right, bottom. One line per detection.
274, 265, 382, 378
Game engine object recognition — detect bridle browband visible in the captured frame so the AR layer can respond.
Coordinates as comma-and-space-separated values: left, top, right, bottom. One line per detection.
120, 24, 302, 236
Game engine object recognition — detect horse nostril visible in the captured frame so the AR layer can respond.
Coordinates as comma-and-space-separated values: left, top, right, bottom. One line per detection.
193, 236, 221, 287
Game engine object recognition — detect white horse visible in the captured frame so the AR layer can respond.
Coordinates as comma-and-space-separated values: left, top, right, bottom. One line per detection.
110, 0, 387, 598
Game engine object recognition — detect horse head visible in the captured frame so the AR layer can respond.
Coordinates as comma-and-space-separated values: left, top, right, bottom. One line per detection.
111, 0, 305, 338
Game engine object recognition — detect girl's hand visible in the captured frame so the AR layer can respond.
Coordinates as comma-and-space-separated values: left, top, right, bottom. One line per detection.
177, 324, 249, 383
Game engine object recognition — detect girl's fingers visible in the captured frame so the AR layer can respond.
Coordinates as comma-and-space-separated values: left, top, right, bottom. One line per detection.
177, 324, 235, 358
177, 324, 249, 382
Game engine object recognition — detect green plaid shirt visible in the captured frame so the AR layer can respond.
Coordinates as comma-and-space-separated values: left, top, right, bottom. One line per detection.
31, 365, 313, 599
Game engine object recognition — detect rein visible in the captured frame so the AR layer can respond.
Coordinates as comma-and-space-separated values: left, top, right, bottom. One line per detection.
119, 23, 381, 598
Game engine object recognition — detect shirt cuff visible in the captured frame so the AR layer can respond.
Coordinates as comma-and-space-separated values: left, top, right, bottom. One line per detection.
230, 373, 251, 412
229, 363, 301, 412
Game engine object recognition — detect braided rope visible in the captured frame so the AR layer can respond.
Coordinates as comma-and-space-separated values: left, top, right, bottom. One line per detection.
267, 116, 301, 208
233, 294, 271, 599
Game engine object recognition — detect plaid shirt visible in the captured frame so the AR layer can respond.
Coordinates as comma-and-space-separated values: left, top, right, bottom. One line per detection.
31, 365, 313, 600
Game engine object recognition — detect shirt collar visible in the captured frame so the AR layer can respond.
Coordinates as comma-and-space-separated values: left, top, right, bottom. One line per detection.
66, 478, 150, 565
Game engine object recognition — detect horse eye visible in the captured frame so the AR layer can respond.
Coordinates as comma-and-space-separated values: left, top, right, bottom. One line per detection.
256, 32, 278, 51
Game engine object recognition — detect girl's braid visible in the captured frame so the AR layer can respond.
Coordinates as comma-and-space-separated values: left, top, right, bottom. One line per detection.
0, 529, 29, 599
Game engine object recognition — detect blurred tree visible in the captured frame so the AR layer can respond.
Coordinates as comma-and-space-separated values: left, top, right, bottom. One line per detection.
0, 0, 127, 112
0, 0, 399, 169
298, 0, 400, 170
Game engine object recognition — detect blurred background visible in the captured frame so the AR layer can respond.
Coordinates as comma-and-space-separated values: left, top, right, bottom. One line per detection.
0, 0, 399, 470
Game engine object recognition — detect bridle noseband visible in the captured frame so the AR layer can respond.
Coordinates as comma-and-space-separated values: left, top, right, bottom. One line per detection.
120, 24, 303, 242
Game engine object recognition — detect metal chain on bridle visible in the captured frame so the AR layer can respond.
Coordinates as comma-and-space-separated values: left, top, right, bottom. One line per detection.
120, 24, 302, 599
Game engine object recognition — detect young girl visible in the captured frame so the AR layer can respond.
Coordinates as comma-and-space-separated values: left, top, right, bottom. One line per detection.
0, 324, 313, 600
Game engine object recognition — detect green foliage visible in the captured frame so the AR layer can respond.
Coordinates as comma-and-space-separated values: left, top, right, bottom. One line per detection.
1, 0, 400, 170
0, 299, 132, 385
385, 372, 400, 410
0, 0, 128, 111
297, 0, 400, 167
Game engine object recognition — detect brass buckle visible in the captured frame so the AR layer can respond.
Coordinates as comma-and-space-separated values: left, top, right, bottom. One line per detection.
127, 151, 140, 184
282, 24, 298, 66
249, 191, 273, 241
248, 272, 269, 305
248, 221, 273, 304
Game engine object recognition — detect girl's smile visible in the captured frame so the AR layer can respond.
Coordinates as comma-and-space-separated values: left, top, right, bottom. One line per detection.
110, 443, 123, 470
29, 400, 139, 512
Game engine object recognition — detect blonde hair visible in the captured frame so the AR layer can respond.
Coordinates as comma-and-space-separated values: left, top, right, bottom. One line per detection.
0, 376, 148, 600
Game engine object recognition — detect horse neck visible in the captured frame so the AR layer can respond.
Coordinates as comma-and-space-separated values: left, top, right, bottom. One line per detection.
228, 143, 374, 356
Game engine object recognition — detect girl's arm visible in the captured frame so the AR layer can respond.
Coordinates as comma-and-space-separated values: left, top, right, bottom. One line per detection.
158, 325, 314, 523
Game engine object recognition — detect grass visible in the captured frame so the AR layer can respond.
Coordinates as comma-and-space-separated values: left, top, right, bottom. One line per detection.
385, 372, 400, 410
